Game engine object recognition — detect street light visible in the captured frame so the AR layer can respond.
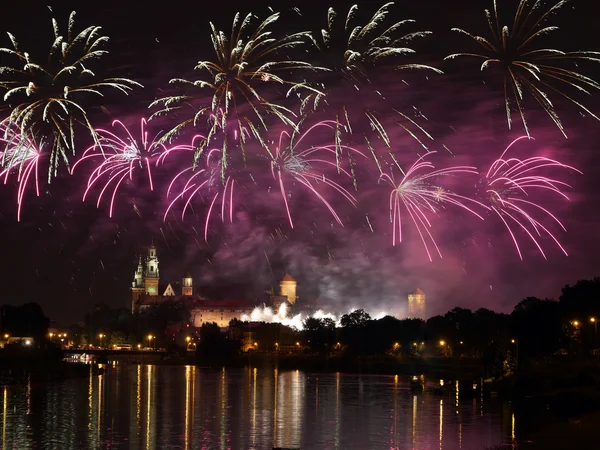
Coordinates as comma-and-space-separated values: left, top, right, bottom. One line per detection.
572, 320, 580, 327
591, 318, 597, 349
98, 333, 105, 348
147, 334, 154, 349
511, 338, 519, 369
439, 340, 446, 346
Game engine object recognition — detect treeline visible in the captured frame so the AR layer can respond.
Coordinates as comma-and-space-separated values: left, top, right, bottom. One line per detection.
1, 277, 599, 361
303, 275, 600, 360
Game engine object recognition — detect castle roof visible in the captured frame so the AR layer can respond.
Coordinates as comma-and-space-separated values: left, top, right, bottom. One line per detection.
281, 273, 296, 282
415, 288, 425, 295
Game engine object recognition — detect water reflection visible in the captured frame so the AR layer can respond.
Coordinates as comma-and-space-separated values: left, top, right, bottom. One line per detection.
0, 364, 516, 449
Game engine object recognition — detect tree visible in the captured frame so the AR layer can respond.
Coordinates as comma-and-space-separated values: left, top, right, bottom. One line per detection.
303, 317, 336, 353
196, 322, 240, 359
340, 309, 371, 328
1, 303, 50, 339
560, 278, 600, 318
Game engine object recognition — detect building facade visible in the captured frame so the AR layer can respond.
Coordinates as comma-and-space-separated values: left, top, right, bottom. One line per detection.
279, 273, 298, 305
407, 288, 426, 319
131, 243, 298, 328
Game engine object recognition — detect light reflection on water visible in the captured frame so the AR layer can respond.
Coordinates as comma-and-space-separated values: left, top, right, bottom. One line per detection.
0, 364, 514, 449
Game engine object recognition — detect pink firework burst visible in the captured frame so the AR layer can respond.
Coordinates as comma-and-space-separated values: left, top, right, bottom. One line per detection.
0, 121, 43, 222
72, 118, 192, 217
267, 120, 364, 228
380, 152, 486, 261
163, 143, 235, 241
484, 136, 581, 260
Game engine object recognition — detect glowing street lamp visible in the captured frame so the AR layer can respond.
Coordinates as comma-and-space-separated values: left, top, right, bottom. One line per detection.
3, 334, 9, 339
147, 334, 154, 349
591, 318, 597, 348
98, 333, 105, 348
439, 340, 446, 346
572, 320, 580, 327
511, 338, 519, 369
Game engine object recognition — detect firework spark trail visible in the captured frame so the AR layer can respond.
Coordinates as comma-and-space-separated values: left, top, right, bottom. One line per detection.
266, 120, 365, 228
0, 11, 141, 177
380, 152, 487, 261
0, 121, 43, 221
446, 0, 600, 137
72, 118, 193, 218
309, 2, 442, 84
307, 3, 442, 163
162, 145, 236, 241
484, 136, 581, 260
149, 10, 326, 171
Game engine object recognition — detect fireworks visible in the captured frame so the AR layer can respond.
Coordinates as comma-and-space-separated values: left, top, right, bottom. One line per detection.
0, 121, 43, 221
309, 2, 441, 83
484, 136, 581, 259
266, 120, 364, 228
446, 0, 600, 137
380, 152, 486, 261
149, 10, 324, 169
163, 145, 237, 241
72, 118, 191, 218
0, 11, 141, 176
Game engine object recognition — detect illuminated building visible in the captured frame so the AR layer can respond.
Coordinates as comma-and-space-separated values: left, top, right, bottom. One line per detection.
277, 273, 298, 306
408, 288, 426, 319
132, 244, 299, 326
190, 302, 254, 328
182, 272, 193, 296
131, 242, 161, 312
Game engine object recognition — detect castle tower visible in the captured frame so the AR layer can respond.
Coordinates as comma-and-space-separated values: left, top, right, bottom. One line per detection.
280, 273, 298, 305
131, 256, 145, 312
408, 288, 426, 319
144, 242, 159, 296
182, 272, 193, 296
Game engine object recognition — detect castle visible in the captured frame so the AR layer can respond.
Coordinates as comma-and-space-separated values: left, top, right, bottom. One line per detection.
131, 243, 299, 327
407, 288, 426, 319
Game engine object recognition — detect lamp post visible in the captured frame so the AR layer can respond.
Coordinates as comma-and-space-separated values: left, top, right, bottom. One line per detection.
591, 318, 597, 350
98, 333, 105, 348
511, 338, 519, 370
147, 334, 154, 350
439, 340, 448, 357
185, 336, 192, 351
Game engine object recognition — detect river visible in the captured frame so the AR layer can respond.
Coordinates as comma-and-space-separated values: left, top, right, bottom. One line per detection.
0, 363, 515, 449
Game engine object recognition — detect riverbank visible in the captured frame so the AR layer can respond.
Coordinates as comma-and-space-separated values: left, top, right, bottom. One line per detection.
0, 350, 100, 385
486, 358, 600, 449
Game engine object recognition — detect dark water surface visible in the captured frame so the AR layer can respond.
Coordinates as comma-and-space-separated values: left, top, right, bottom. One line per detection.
0, 363, 515, 449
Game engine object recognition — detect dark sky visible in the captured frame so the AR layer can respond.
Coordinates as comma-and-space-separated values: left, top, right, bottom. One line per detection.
1, 0, 599, 324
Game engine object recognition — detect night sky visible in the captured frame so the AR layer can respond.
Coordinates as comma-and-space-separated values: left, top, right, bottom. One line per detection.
1, 0, 599, 324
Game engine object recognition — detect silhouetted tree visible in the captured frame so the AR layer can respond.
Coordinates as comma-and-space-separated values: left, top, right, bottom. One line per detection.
560, 278, 600, 319
303, 317, 336, 353
1, 303, 50, 339
196, 322, 240, 359
340, 309, 371, 328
